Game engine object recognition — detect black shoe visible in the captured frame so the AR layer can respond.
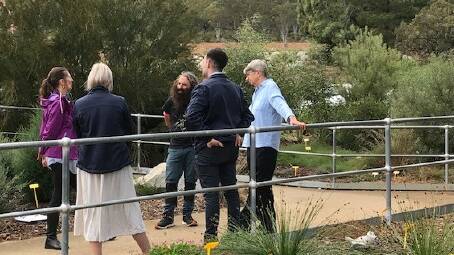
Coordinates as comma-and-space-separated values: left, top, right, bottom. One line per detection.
155, 217, 175, 229
182, 215, 198, 227
44, 236, 61, 250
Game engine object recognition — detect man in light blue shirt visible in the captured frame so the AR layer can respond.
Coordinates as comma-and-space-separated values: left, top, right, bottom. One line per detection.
240, 59, 305, 232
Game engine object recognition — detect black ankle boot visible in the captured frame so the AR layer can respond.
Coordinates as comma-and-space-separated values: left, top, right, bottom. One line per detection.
45, 236, 61, 250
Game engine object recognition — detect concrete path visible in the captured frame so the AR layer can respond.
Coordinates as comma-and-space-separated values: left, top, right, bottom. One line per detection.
1, 186, 453, 254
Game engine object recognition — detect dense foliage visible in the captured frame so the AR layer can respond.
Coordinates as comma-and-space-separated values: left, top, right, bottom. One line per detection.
0, 0, 196, 132
395, 0, 454, 56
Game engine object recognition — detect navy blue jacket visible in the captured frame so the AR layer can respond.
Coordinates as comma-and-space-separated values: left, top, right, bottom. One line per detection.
73, 86, 133, 173
185, 73, 254, 152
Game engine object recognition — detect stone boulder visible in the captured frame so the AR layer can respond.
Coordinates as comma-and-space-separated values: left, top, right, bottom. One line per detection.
134, 162, 201, 190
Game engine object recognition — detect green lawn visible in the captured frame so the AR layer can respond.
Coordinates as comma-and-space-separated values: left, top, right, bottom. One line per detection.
277, 142, 365, 173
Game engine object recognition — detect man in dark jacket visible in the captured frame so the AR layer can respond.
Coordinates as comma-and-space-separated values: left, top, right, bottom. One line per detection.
185, 48, 254, 243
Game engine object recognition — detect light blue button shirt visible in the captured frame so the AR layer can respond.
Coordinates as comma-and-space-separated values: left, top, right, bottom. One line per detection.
242, 78, 294, 150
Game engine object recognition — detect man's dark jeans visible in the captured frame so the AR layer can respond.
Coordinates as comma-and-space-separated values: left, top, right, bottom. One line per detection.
196, 143, 240, 239
239, 147, 278, 232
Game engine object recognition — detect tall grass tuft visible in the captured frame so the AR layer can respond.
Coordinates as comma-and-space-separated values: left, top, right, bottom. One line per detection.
394, 208, 454, 255
219, 200, 323, 255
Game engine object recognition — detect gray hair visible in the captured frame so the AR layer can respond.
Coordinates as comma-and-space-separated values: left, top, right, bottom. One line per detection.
243, 59, 268, 77
86, 62, 113, 91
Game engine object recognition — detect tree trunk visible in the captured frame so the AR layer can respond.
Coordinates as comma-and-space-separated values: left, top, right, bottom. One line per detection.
215, 22, 221, 42
292, 24, 299, 40
280, 24, 289, 47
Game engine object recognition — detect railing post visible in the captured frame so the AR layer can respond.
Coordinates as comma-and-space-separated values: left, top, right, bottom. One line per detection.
331, 128, 337, 188
384, 118, 392, 225
61, 137, 71, 255
137, 115, 142, 171
249, 126, 257, 232
445, 125, 449, 185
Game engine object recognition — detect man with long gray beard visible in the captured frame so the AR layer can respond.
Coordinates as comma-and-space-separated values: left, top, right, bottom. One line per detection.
155, 71, 199, 229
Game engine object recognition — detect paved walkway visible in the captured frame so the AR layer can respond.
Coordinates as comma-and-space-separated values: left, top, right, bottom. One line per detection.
1, 186, 453, 254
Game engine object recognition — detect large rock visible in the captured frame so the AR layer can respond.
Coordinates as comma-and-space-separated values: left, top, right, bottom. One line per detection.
135, 163, 167, 188
135, 162, 201, 190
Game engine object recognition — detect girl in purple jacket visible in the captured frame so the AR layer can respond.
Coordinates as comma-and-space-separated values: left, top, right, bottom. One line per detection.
37, 67, 78, 250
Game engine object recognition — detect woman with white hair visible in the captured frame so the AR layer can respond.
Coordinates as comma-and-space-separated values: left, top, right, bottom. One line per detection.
73, 63, 150, 255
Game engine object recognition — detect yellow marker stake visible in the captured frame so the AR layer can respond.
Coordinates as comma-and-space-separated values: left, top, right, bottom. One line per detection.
292, 166, 299, 176
204, 241, 219, 255
29, 183, 40, 208
303, 137, 311, 151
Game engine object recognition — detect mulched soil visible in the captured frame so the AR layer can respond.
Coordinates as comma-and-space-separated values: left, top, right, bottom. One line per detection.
274, 165, 452, 184
0, 196, 206, 243
317, 220, 402, 253
316, 213, 454, 254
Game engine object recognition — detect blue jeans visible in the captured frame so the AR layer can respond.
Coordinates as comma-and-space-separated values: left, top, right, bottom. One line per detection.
163, 147, 197, 218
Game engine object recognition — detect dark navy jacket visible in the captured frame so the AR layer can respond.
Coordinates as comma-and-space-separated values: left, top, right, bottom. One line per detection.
185, 73, 254, 152
73, 86, 133, 173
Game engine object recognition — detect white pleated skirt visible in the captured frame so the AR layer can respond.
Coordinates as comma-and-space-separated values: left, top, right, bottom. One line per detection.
74, 165, 146, 242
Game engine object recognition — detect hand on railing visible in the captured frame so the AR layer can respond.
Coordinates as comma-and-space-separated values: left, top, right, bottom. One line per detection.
288, 116, 306, 129
235, 134, 242, 147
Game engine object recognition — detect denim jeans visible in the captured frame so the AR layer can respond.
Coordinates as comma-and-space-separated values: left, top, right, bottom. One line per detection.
195, 143, 240, 238
163, 146, 197, 218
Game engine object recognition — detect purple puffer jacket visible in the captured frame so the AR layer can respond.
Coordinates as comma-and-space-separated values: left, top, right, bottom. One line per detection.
39, 91, 78, 160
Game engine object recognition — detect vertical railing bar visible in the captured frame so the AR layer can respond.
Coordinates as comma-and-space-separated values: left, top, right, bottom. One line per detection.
61, 138, 70, 255
445, 125, 449, 185
332, 128, 337, 188
137, 115, 142, 171
384, 119, 392, 225
249, 127, 257, 233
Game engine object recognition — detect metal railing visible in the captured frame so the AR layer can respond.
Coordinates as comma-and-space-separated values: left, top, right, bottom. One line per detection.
0, 115, 454, 254
132, 112, 453, 186
2, 104, 453, 186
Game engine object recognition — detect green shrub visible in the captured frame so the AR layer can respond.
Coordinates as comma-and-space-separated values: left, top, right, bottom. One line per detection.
0, 135, 23, 213
219, 201, 322, 255
395, 0, 454, 57
332, 28, 403, 150
149, 242, 202, 255
307, 43, 332, 65
391, 57, 454, 153
10, 111, 54, 203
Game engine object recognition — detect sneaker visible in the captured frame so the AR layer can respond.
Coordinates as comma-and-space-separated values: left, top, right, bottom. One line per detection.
155, 217, 175, 229
182, 215, 198, 227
